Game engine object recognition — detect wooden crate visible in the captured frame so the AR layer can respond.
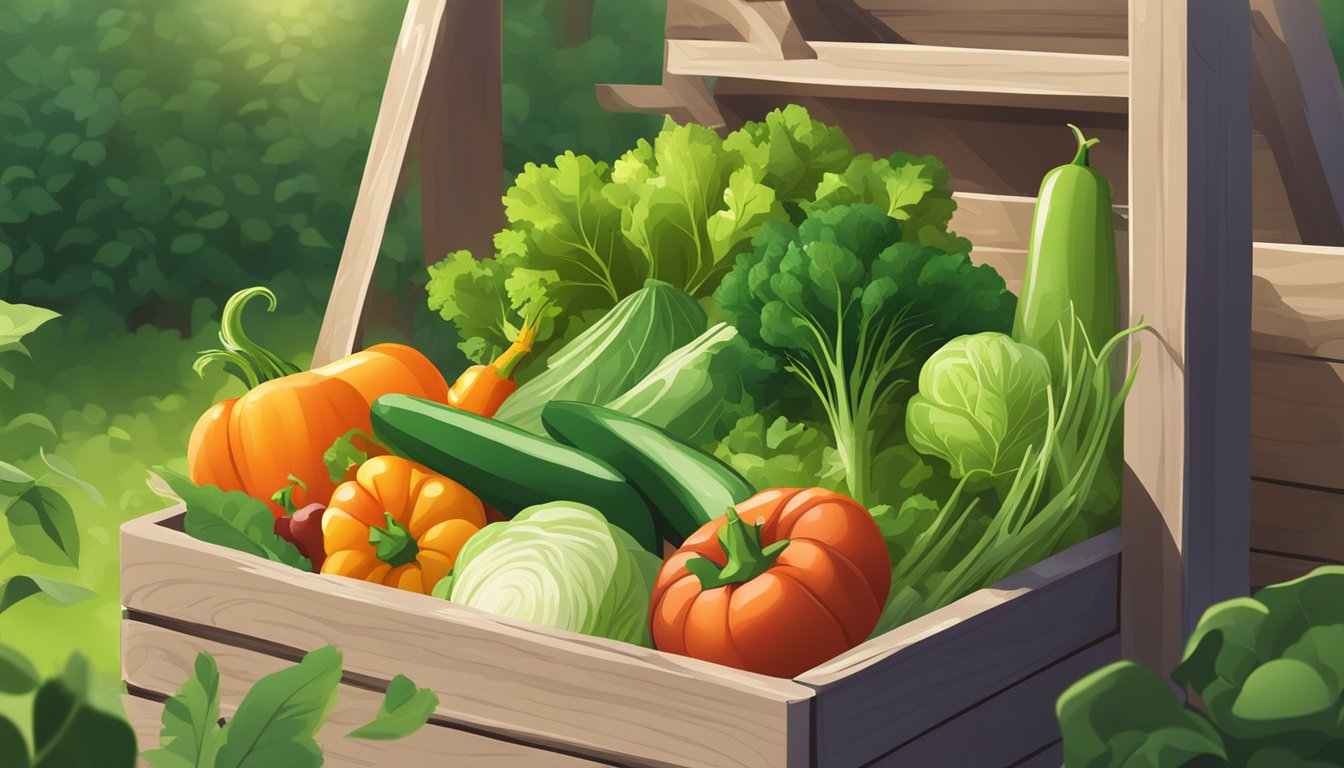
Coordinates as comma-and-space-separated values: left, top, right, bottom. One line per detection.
121, 507, 1118, 767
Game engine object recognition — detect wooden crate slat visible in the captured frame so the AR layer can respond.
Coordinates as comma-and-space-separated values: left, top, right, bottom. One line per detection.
122, 622, 608, 767
1251, 480, 1344, 562
840, 0, 1127, 55
1014, 741, 1065, 768
793, 530, 1119, 767
869, 636, 1118, 768
121, 507, 812, 768
1251, 550, 1341, 589
1252, 243, 1344, 361
665, 40, 1130, 111
1251, 352, 1344, 489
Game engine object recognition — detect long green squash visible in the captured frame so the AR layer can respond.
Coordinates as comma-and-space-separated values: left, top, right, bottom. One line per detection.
1012, 124, 1120, 368
1012, 124, 1122, 510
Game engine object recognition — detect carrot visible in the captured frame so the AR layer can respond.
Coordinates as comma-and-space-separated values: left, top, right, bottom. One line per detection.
447, 308, 545, 417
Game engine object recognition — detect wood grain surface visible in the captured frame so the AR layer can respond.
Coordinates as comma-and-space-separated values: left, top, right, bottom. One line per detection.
122, 622, 608, 767
121, 507, 812, 768
1123, 0, 1253, 673
1251, 550, 1340, 589
795, 531, 1119, 767
1251, 353, 1344, 489
845, 0, 1127, 55
870, 636, 1118, 768
667, 40, 1130, 110
1251, 480, 1344, 562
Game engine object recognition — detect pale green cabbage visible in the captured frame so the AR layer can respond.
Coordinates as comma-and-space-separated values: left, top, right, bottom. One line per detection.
905, 332, 1052, 493
440, 503, 663, 646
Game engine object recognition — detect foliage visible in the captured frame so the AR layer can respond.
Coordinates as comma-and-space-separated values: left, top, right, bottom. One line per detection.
501, 0, 665, 177
905, 333, 1053, 496
1323, 0, 1344, 87
142, 646, 437, 767
0, 0, 416, 331
1057, 565, 1344, 767
888, 320, 1143, 629
0, 652, 138, 768
428, 106, 973, 368
713, 203, 1016, 507
439, 502, 663, 646
0, 301, 58, 389
153, 470, 311, 571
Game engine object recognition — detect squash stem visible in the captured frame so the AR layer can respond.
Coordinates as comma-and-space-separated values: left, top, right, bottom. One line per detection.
684, 509, 789, 590
1068, 124, 1101, 167
370, 512, 419, 569
270, 474, 307, 516
196, 286, 301, 389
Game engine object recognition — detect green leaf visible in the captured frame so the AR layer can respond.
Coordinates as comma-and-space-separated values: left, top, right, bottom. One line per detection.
346, 674, 438, 740
31, 657, 137, 768
4, 486, 80, 566
323, 429, 370, 483
0, 300, 58, 347
0, 715, 29, 768
0, 460, 35, 487
214, 646, 343, 768
425, 250, 518, 365
39, 448, 104, 506
153, 469, 311, 571
0, 575, 95, 615
143, 653, 224, 768
0, 643, 40, 694
171, 234, 205, 255
1056, 661, 1225, 768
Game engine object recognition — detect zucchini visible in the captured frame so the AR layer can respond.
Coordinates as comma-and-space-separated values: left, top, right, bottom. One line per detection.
541, 400, 755, 545
370, 394, 658, 553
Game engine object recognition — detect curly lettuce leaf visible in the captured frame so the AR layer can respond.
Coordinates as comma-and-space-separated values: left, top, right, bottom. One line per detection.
807, 153, 971, 253
722, 103, 854, 203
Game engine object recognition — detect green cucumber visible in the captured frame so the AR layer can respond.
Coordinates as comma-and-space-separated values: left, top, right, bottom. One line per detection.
540, 400, 755, 545
370, 394, 658, 553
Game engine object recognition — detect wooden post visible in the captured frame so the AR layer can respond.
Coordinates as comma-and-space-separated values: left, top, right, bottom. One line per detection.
1123, 0, 1253, 675
418, 0, 504, 265
313, 0, 503, 366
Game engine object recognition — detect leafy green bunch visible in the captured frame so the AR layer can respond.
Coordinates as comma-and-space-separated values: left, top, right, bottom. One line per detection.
428, 106, 969, 369
881, 320, 1142, 630
712, 204, 1015, 508
1058, 565, 1344, 768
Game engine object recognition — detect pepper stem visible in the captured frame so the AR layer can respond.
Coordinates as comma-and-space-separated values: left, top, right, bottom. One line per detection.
1068, 124, 1101, 167
369, 512, 419, 569
270, 474, 307, 516
684, 509, 790, 591
492, 300, 550, 380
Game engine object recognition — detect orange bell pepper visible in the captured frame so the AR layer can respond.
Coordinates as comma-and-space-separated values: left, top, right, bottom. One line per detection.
321, 455, 486, 593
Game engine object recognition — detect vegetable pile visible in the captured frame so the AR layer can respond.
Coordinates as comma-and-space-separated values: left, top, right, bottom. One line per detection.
161, 109, 1139, 680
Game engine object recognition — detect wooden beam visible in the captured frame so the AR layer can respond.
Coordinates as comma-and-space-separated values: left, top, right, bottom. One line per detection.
596, 75, 725, 128
313, 0, 452, 366
670, 0, 815, 59
1250, 0, 1344, 245
844, 0, 1128, 55
1123, 0, 1253, 675
780, 0, 909, 44
667, 41, 1130, 112
417, 0, 503, 267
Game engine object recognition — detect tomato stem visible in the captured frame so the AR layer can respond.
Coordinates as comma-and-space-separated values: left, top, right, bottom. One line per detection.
685, 509, 790, 590
369, 512, 420, 569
